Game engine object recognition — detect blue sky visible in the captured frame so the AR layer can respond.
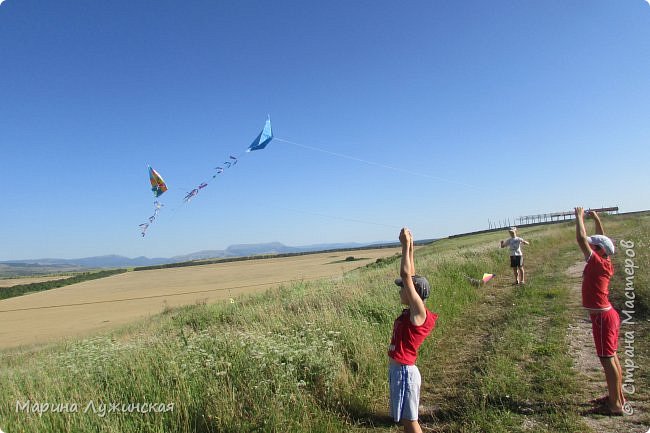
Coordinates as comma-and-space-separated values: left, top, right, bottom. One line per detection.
1, 1, 649, 261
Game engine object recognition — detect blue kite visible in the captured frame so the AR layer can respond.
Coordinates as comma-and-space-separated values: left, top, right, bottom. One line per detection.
247, 116, 273, 152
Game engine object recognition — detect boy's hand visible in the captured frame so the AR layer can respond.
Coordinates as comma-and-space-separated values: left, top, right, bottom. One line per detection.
399, 228, 412, 245
574, 207, 584, 219
574, 206, 591, 258
590, 210, 605, 235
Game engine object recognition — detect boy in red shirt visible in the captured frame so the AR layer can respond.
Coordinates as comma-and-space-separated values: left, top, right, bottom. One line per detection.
388, 228, 437, 433
574, 207, 624, 415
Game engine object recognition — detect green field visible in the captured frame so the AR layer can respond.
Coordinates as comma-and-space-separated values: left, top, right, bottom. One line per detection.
1, 213, 648, 433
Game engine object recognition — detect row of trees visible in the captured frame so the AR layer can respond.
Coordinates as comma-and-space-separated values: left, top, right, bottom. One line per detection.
0, 269, 127, 300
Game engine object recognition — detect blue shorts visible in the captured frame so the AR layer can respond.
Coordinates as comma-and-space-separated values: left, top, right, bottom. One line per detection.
388, 363, 421, 422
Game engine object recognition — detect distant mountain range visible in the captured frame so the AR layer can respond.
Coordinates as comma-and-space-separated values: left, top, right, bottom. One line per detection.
0, 241, 393, 276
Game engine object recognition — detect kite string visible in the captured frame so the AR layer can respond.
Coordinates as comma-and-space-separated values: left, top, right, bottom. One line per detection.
274, 137, 489, 192
150, 148, 251, 226
140, 118, 270, 236
186, 150, 247, 202
145, 121, 497, 237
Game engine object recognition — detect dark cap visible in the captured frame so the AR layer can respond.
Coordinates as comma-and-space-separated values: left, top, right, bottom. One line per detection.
394, 275, 430, 300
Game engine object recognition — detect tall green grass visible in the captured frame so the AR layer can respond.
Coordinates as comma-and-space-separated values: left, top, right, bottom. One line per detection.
438, 227, 587, 432
1, 213, 647, 432
432, 214, 650, 432
1, 232, 503, 432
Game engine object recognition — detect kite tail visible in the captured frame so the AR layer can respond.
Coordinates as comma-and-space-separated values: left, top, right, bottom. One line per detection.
177, 117, 272, 208
139, 200, 165, 237
463, 274, 482, 287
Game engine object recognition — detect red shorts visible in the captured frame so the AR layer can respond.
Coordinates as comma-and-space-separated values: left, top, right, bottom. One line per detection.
590, 308, 620, 357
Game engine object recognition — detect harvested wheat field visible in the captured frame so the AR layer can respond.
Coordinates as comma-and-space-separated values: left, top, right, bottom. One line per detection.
0, 248, 400, 349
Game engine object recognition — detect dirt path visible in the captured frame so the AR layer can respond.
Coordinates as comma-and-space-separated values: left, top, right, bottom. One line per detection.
379, 256, 649, 432
416, 276, 515, 432
565, 261, 650, 433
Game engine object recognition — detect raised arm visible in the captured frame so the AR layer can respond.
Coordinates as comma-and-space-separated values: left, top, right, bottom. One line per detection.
575, 207, 591, 261
409, 233, 415, 276
399, 228, 414, 283
590, 210, 605, 236
399, 228, 427, 326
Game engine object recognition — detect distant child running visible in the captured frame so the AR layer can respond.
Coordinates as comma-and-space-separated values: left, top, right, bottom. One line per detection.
500, 227, 530, 285
387, 228, 438, 433
574, 207, 625, 416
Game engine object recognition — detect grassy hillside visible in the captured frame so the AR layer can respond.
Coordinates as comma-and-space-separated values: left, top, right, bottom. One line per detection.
1, 213, 648, 433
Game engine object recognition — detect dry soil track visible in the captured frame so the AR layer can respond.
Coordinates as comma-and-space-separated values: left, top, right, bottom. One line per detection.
566, 261, 650, 433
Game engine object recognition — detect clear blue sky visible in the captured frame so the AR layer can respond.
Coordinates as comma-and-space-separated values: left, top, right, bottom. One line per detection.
1, 1, 649, 261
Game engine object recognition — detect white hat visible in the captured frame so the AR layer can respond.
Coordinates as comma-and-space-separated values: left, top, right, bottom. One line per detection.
588, 235, 615, 256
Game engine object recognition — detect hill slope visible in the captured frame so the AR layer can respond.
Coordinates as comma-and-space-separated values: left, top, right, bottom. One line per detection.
0, 213, 648, 433
0, 241, 376, 275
